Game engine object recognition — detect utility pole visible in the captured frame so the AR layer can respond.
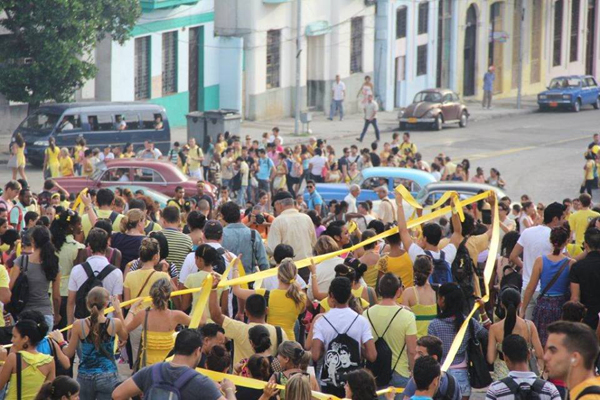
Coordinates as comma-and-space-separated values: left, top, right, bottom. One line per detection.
517, 0, 525, 109
294, 0, 302, 135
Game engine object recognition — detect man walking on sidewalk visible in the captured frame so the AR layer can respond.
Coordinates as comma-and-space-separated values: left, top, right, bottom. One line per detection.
357, 94, 380, 143
329, 75, 346, 121
482, 66, 495, 109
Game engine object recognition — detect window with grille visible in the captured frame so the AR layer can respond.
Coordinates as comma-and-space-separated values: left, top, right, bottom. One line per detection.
351, 17, 364, 74
417, 45, 427, 76
134, 37, 150, 100
418, 2, 429, 34
553, 0, 563, 66
570, 0, 580, 61
266, 29, 281, 89
162, 31, 178, 95
396, 7, 407, 39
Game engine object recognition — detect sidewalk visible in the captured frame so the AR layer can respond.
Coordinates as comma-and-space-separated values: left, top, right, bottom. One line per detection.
172, 95, 538, 146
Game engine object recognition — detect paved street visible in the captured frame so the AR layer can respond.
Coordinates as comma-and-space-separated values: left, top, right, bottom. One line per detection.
3, 105, 599, 205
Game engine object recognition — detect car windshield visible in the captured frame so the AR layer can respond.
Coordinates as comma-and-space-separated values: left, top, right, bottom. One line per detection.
549, 78, 582, 88
18, 110, 62, 133
414, 92, 442, 103
91, 162, 107, 180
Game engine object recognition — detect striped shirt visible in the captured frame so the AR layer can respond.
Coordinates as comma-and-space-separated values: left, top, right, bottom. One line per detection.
486, 371, 561, 400
161, 228, 193, 273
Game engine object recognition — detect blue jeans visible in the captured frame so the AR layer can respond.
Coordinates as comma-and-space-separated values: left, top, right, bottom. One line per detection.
447, 368, 470, 397
78, 372, 120, 400
359, 118, 380, 142
238, 185, 248, 206
329, 100, 344, 120
378, 372, 409, 400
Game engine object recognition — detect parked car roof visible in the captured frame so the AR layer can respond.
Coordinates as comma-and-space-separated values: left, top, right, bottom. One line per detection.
95, 158, 189, 181
417, 181, 507, 200
37, 102, 166, 113
361, 167, 435, 182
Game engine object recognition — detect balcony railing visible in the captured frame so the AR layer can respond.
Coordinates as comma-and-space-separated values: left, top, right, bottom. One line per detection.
141, 0, 200, 12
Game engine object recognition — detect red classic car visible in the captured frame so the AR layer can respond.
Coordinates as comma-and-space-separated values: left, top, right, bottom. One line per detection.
53, 159, 212, 198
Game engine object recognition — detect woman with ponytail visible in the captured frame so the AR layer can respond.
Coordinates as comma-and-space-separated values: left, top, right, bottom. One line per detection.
232, 258, 306, 341
10, 226, 61, 329
234, 325, 274, 378
54, 287, 127, 399
235, 354, 274, 400
487, 287, 544, 380
428, 282, 487, 400
309, 262, 370, 313
522, 226, 574, 346
34, 376, 79, 400
272, 340, 319, 393
114, 278, 190, 367
111, 208, 146, 269
0, 319, 54, 399
402, 256, 438, 337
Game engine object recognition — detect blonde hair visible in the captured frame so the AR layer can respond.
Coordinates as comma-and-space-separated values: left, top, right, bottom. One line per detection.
120, 209, 145, 233
285, 373, 312, 400
314, 235, 339, 256
86, 287, 109, 352
149, 278, 171, 310
60, 148, 69, 157
278, 258, 306, 311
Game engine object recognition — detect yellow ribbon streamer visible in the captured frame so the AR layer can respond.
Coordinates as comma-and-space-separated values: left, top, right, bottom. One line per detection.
189, 274, 214, 329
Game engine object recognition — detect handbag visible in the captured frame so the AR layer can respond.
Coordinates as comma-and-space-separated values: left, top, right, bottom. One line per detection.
132, 308, 150, 372
526, 320, 540, 375
467, 319, 492, 389
7, 155, 17, 169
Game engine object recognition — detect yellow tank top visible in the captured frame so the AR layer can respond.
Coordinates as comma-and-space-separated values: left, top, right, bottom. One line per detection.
46, 147, 60, 165
143, 330, 176, 366
410, 287, 438, 338
6, 351, 53, 400
256, 288, 305, 341
364, 265, 379, 288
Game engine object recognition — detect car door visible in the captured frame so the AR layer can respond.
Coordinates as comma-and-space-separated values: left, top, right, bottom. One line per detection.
133, 166, 168, 191
441, 93, 457, 121
586, 77, 599, 104
95, 167, 131, 189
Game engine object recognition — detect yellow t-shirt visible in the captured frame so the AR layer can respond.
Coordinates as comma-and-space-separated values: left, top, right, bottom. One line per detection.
0, 265, 9, 327
320, 294, 370, 313
363, 305, 417, 377
399, 142, 417, 158
222, 317, 288, 365
569, 209, 600, 247
255, 288, 306, 341
57, 236, 85, 296
375, 253, 414, 288
124, 269, 170, 299
81, 209, 123, 237
570, 377, 600, 400
187, 145, 204, 171
59, 156, 74, 177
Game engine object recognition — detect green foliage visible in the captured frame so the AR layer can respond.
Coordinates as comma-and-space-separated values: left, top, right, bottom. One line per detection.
0, 0, 141, 106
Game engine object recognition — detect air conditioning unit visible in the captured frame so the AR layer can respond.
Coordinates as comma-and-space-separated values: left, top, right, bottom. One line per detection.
365, 0, 376, 5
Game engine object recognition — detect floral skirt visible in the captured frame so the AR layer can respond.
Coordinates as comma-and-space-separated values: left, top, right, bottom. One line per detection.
533, 294, 568, 346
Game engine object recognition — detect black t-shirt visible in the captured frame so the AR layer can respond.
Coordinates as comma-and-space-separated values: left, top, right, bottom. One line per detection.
369, 152, 381, 167
111, 233, 144, 270
570, 251, 600, 328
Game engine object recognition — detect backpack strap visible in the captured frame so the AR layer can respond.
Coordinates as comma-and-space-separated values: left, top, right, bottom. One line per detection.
366, 309, 380, 338
344, 314, 360, 334
531, 379, 546, 394
575, 385, 600, 400
108, 211, 119, 223
442, 372, 456, 400
173, 366, 198, 391
392, 342, 407, 373
322, 316, 340, 335
16, 352, 22, 400
380, 308, 403, 338
96, 264, 117, 282
439, 250, 445, 262
82, 262, 95, 280
500, 376, 520, 394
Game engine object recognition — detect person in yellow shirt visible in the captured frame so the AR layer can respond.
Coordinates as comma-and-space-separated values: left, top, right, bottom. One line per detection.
0, 264, 9, 327
43, 137, 61, 178
233, 258, 306, 341
545, 321, 600, 400
569, 194, 600, 248
58, 148, 74, 177
81, 188, 124, 237
376, 229, 414, 290
399, 132, 417, 160
309, 261, 370, 313
187, 138, 204, 179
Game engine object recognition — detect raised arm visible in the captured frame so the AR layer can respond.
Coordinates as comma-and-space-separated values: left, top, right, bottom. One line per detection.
449, 209, 463, 248
395, 194, 414, 252
209, 273, 225, 326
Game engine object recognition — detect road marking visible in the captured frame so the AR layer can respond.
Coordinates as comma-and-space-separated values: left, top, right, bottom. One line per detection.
462, 134, 590, 161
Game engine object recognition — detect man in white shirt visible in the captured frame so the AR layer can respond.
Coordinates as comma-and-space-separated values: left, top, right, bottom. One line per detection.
329, 75, 346, 121
308, 148, 327, 183
509, 202, 566, 319
67, 228, 123, 326
376, 186, 396, 225
344, 184, 361, 214
357, 94, 380, 143
312, 277, 377, 398
268, 127, 284, 145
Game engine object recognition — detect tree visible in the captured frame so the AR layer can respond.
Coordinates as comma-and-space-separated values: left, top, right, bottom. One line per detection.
0, 0, 140, 110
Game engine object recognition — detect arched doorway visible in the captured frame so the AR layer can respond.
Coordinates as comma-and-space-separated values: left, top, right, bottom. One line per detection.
463, 4, 478, 96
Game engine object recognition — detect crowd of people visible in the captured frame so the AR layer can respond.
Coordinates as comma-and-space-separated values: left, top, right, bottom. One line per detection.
0, 130, 598, 400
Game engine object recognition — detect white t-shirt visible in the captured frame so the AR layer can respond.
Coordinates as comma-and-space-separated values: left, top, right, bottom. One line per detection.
307, 256, 344, 301
356, 214, 374, 233
179, 243, 234, 284
517, 225, 551, 291
364, 100, 378, 120
332, 81, 346, 101
344, 193, 358, 214
262, 274, 307, 291
313, 307, 373, 361
309, 156, 327, 176
268, 135, 284, 145
408, 242, 458, 265
432, 171, 442, 181
68, 255, 123, 296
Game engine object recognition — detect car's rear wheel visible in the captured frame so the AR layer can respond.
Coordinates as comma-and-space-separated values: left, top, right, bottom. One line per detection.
594, 97, 600, 110
433, 115, 443, 131
573, 99, 581, 112
459, 111, 468, 128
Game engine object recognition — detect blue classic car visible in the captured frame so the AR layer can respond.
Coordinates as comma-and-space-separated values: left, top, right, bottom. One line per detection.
537, 75, 600, 112
307, 167, 436, 205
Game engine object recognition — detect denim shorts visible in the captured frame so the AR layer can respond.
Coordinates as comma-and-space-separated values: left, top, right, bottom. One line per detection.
447, 368, 471, 396
78, 371, 120, 400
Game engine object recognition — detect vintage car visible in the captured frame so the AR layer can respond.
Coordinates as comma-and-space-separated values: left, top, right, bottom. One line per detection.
307, 167, 436, 205
415, 182, 508, 206
537, 75, 600, 112
398, 89, 469, 131
53, 159, 213, 198
104, 185, 171, 209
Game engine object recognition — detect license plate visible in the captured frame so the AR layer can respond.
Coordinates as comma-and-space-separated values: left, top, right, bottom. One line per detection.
550, 102, 558, 107
408, 118, 418, 123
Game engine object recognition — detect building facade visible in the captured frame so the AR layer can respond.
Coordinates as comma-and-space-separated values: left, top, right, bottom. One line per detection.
92, 0, 243, 127
215, 0, 376, 121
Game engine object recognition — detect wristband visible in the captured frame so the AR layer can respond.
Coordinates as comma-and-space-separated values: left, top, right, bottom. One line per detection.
59, 341, 67, 348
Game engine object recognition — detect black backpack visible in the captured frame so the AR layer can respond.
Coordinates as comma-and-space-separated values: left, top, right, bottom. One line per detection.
214, 247, 227, 275
451, 238, 475, 296
575, 385, 600, 400
320, 314, 362, 393
365, 307, 404, 387
433, 372, 457, 400
6, 255, 29, 318
231, 172, 242, 191
426, 250, 453, 285
501, 377, 546, 400
75, 262, 117, 319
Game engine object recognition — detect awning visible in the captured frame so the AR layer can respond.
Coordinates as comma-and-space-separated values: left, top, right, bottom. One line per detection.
305, 20, 331, 36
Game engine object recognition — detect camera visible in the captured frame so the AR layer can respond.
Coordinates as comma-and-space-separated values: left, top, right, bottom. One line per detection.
254, 213, 265, 225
